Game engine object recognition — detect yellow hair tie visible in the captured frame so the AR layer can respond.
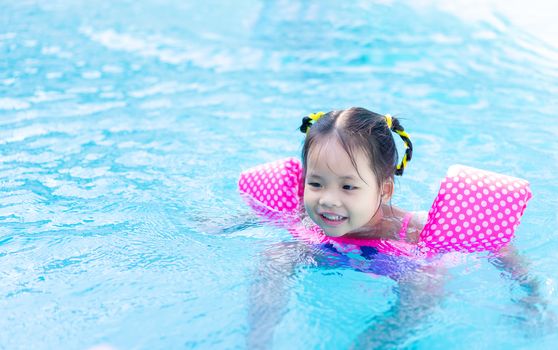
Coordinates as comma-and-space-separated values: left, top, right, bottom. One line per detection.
305, 111, 325, 134
396, 130, 410, 141
385, 114, 393, 129
309, 111, 325, 122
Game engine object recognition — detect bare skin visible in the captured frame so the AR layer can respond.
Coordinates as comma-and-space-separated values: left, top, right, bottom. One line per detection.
328, 203, 424, 244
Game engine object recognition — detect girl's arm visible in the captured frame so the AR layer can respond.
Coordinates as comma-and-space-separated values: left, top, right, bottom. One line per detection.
489, 244, 556, 333
247, 241, 316, 350
352, 263, 447, 349
490, 244, 546, 309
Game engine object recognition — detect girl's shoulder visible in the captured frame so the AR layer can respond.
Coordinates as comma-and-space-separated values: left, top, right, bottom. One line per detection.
405, 210, 427, 244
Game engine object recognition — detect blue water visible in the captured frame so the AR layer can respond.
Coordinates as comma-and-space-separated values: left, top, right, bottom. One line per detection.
2, 1, 558, 349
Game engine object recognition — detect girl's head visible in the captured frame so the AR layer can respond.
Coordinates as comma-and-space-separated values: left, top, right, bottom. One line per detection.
299, 107, 412, 237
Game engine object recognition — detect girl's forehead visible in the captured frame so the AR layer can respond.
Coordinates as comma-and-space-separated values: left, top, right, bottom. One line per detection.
307, 139, 373, 179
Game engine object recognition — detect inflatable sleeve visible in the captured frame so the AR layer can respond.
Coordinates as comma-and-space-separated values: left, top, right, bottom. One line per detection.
419, 165, 532, 253
238, 158, 304, 219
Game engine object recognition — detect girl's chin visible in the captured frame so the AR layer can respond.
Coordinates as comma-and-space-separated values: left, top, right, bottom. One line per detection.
321, 229, 348, 238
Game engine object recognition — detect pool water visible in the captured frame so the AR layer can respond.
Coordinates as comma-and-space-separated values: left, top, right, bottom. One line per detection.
1, 1, 558, 349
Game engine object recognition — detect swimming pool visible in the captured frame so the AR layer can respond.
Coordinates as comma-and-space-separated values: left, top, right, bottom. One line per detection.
1, 0, 558, 349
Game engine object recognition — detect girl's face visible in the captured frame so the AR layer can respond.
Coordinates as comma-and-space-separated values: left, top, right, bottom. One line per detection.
303, 138, 390, 237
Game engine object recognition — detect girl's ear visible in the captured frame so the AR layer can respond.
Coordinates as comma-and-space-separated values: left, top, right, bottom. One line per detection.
381, 180, 394, 200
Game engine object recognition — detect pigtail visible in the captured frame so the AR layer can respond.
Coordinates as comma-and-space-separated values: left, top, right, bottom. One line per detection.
299, 116, 313, 133
385, 115, 413, 176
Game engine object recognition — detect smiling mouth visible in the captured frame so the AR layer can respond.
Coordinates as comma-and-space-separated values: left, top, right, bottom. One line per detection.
319, 213, 348, 226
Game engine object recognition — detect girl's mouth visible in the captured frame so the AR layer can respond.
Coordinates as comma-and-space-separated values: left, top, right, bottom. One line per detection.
319, 212, 348, 226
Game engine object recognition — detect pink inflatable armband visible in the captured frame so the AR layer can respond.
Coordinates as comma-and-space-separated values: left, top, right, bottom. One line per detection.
238, 158, 303, 220
419, 165, 532, 253
238, 158, 532, 255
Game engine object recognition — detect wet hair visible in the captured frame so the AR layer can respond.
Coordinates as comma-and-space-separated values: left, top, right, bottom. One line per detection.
299, 107, 412, 187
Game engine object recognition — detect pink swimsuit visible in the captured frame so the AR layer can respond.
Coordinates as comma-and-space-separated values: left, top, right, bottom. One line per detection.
399, 212, 413, 241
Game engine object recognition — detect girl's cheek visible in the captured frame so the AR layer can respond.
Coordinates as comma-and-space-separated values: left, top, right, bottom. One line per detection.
302, 195, 311, 209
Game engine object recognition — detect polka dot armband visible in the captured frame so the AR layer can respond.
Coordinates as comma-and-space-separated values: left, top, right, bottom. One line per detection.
419, 164, 532, 254
238, 158, 304, 220
238, 158, 532, 256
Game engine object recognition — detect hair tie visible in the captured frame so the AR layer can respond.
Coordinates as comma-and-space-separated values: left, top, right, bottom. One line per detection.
309, 112, 325, 121
384, 114, 393, 130
301, 111, 325, 134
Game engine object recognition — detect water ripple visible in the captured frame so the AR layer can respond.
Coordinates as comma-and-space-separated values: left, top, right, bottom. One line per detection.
0, 98, 31, 110
1, 1, 558, 349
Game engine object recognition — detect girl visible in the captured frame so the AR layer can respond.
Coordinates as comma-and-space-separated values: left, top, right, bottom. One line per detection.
246, 107, 551, 349
299, 107, 422, 244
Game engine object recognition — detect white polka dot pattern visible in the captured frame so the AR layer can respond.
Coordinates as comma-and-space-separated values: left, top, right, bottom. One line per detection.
238, 157, 303, 214
239, 159, 532, 256
419, 164, 532, 253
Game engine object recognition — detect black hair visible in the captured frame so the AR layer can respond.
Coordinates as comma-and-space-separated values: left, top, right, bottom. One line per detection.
299, 107, 412, 186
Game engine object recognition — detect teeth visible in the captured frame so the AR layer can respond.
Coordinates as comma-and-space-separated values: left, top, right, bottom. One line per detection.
322, 213, 345, 221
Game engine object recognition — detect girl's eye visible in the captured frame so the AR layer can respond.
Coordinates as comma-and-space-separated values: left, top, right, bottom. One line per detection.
343, 185, 357, 190
308, 182, 321, 188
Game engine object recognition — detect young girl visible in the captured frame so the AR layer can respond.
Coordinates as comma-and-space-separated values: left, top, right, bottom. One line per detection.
299, 107, 422, 245
245, 107, 551, 349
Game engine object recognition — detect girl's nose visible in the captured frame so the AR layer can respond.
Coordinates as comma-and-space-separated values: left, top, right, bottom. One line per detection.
318, 191, 341, 207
